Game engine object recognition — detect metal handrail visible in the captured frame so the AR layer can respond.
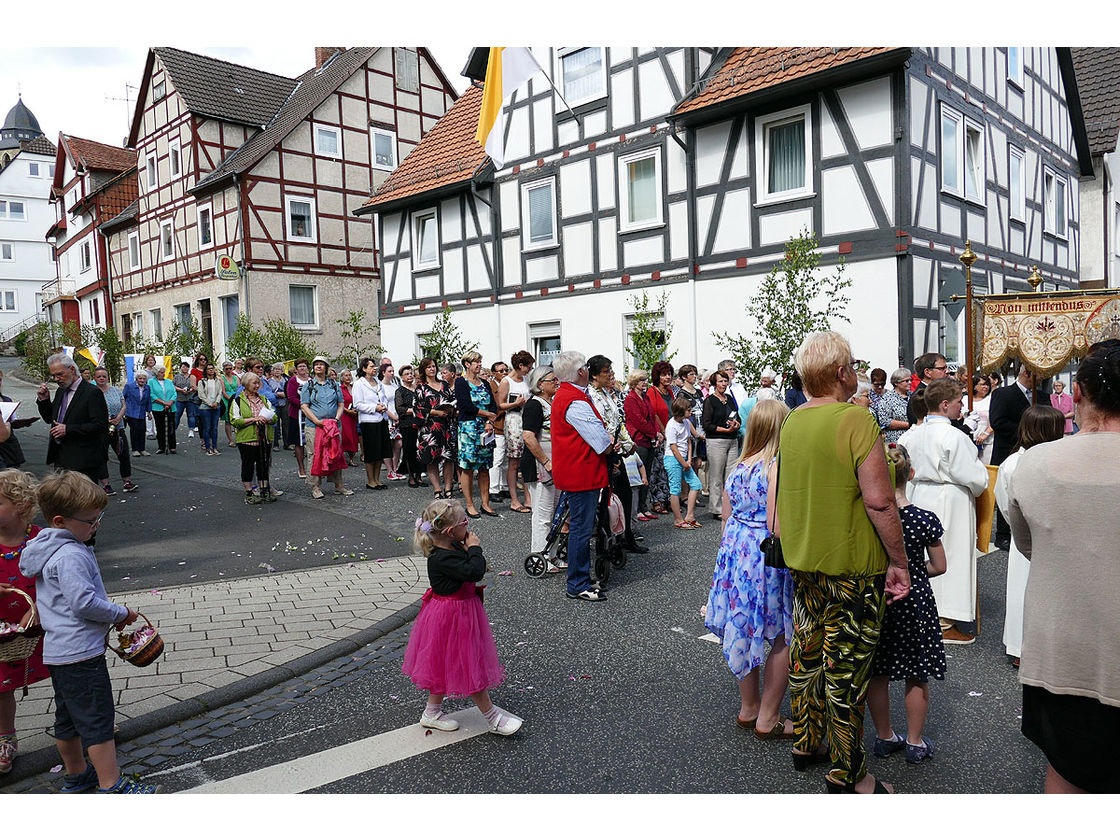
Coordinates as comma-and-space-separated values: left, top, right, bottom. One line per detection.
0, 312, 46, 344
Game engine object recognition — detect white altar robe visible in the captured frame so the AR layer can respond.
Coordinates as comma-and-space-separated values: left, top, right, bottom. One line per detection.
994, 449, 1029, 656
898, 416, 990, 622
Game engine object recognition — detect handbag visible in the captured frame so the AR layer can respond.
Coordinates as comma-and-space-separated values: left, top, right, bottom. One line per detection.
761, 453, 785, 569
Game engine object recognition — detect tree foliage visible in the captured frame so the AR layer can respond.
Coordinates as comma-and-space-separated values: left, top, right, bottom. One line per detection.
223, 314, 265, 364
625, 291, 676, 372
414, 306, 478, 367
335, 309, 384, 368
713, 230, 851, 387
260, 316, 320, 364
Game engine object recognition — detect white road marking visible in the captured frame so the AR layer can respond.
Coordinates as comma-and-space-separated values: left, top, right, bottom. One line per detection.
697, 632, 720, 644
147, 723, 335, 779
178, 708, 490, 794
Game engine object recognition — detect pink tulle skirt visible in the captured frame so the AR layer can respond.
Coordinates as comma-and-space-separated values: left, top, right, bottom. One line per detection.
402, 581, 506, 697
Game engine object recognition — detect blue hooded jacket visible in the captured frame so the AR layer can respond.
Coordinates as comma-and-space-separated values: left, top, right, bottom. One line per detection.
18, 528, 128, 665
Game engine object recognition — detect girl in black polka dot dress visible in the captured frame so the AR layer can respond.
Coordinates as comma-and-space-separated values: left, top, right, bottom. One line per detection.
867, 443, 947, 764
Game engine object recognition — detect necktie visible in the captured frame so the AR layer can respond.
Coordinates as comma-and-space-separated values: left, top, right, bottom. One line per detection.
57, 385, 71, 423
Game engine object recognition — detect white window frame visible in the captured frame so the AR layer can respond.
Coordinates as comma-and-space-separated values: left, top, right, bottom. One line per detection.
284, 195, 317, 243
555, 47, 607, 110
128, 231, 140, 269
28, 162, 40, 177
528, 321, 562, 365
153, 79, 166, 102
939, 103, 985, 204
149, 308, 163, 340
963, 118, 985, 203
520, 177, 559, 250
169, 140, 181, 178
160, 219, 175, 260
1115, 202, 1120, 257
940, 103, 963, 196
146, 153, 157, 191
197, 202, 213, 247
370, 127, 397, 171
623, 311, 668, 370
1007, 48, 1024, 89
288, 284, 319, 329
0, 243, 12, 262
0, 200, 25, 221
755, 103, 814, 205
1009, 145, 1025, 221
91, 298, 100, 325
132, 312, 144, 339
68, 188, 79, 209
48, 163, 55, 178
1043, 167, 1068, 239
0, 290, 16, 313
313, 124, 341, 158
411, 209, 440, 271
79, 240, 92, 273
174, 303, 192, 329
617, 147, 665, 233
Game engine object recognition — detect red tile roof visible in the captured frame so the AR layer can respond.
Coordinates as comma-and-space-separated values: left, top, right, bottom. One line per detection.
93, 167, 140, 220
674, 47, 902, 116
361, 84, 488, 211
61, 134, 135, 173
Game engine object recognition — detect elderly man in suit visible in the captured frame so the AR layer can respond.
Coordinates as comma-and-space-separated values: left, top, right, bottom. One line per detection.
36, 353, 110, 484
989, 364, 1035, 549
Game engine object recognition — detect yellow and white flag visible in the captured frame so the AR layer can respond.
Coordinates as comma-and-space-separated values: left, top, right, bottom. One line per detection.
475, 47, 546, 169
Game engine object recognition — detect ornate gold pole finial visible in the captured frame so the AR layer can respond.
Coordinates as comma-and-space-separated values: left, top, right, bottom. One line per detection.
960, 240, 977, 269
1027, 265, 1043, 291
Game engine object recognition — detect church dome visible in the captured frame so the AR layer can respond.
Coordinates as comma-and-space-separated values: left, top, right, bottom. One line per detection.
0, 97, 45, 151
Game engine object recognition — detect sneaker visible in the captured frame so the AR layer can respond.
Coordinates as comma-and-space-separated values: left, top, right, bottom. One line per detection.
102, 484, 116, 496
311, 487, 325, 500
245, 493, 262, 505
419, 711, 460, 732
261, 492, 279, 503
905, 736, 934, 764
188, 430, 195, 438
334, 488, 354, 496
98, 775, 163, 794
59, 763, 99, 793
269, 488, 284, 497
566, 588, 607, 602
942, 626, 975, 645
389, 471, 406, 481
0, 733, 16, 774
873, 732, 906, 757
123, 482, 139, 492
251, 484, 259, 492
487, 708, 523, 736
132, 451, 143, 457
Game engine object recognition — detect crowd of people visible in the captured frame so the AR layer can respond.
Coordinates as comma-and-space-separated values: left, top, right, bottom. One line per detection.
1, 332, 1117, 795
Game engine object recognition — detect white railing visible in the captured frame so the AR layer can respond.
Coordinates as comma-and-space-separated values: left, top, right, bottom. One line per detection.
0, 312, 47, 344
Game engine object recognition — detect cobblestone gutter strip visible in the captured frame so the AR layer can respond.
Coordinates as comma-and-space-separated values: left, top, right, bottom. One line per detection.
2, 598, 422, 787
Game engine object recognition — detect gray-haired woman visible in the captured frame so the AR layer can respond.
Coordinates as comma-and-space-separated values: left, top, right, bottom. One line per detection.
522, 365, 560, 569
874, 368, 912, 445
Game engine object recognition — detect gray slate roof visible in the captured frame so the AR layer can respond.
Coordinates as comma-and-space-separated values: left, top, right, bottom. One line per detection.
154, 47, 298, 128
190, 47, 376, 195
1070, 48, 1120, 157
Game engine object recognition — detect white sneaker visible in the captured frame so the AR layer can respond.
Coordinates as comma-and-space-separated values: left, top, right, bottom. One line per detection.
487, 708, 523, 736
188, 430, 195, 438
419, 712, 460, 731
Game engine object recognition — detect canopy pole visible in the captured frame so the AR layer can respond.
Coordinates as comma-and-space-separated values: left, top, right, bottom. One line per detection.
960, 241, 977, 413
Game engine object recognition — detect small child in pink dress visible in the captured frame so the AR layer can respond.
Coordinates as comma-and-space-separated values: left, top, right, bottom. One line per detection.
402, 498, 522, 735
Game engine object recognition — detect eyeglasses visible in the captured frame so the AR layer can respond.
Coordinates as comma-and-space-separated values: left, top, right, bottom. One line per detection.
540, 377, 558, 384
932, 365, 948, 371
49, 371, 70, 379
66, 513, 103, 528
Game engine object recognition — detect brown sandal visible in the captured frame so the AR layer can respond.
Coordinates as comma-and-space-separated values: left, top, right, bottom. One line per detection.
735, 716, 757, 731
754, 717, 795, 741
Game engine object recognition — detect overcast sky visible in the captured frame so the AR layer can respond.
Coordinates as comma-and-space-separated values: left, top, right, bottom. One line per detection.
0, 47, 471, 149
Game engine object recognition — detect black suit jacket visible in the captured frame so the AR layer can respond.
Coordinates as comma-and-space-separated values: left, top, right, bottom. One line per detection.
989, 383, 1031, 466
37, 379, 109, 477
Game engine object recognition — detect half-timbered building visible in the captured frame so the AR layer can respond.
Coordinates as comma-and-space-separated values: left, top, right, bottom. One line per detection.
43, 135, 137, 330
102, 46, 457, 354
1070, 47, 1120, 289
363, 47, 1091, 374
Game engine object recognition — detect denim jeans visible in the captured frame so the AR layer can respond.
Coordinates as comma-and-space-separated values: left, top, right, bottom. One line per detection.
198, 407, 219, 450
175, 400, 198, 431
565, 488, 600, 595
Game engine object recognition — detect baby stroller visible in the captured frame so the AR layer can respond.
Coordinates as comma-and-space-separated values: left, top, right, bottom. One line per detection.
524, 486, 628, 584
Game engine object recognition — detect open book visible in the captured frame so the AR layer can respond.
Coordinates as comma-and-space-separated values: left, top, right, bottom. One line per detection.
0, 401, 19, 424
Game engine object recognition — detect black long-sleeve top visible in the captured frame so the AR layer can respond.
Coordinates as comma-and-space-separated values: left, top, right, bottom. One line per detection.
395, 385, 417, 430
702, 393, 740, 439
454, 376, 495, 420
427, 544, 486, 595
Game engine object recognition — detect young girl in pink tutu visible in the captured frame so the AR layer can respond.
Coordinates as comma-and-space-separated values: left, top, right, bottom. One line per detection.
402, 498, 522, 735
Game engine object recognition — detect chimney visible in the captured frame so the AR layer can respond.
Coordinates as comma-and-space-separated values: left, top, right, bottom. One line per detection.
315, 48, 343, 69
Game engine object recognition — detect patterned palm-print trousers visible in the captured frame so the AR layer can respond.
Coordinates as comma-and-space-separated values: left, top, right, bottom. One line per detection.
788, 570, 886, 785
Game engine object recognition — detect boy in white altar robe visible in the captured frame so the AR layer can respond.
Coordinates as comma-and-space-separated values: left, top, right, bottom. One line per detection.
897, 379, 989, 645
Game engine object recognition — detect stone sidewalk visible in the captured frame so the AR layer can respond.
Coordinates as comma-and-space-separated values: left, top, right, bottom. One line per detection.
9, 553, 426, 776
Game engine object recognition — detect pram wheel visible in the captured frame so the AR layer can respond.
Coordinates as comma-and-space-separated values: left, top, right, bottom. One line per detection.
555, 533, 568, 564
524, 552, 549, 578
593, 543, 612, 587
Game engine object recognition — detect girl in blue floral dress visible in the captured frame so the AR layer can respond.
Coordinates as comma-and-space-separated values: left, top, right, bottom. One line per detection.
705, 399, 795, 740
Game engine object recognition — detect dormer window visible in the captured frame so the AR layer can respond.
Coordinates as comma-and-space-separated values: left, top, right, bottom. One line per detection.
557, 48, 606, 108
153, 80, 166, 102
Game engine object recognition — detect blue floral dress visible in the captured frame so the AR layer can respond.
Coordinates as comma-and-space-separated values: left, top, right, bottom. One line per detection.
457, 379, 495, 471
704, 459, 794, 679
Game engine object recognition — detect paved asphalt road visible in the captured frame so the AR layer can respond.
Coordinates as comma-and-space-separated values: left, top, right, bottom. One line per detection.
2, 357, 1047, 794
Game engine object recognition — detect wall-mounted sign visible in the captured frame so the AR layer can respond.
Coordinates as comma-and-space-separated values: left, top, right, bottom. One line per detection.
215, 254, 240, 281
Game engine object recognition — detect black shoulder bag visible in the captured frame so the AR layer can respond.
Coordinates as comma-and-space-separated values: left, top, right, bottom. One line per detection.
760, 453, 785, 569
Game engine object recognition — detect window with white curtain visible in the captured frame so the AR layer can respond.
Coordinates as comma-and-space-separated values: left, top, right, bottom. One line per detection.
197, 204, 213, 247
128, 232, 140, 269
289, 285, 317, 327
285, 196, 316, 242
314, 125, 340, 157
558, 48, 606, 107
1009, 145, 1025, 220
370, 127, 397, 171
174, 303, 191, 329
0, 244, 12, 261
146, 154, 157, 191
169, 140, 181, 177
756, 104, 813, 203
412, 209, 439, 270
160, 220, 174, 259
150, 308, 163, 340
0, 291, 16, 312
618, 148, 663, 231
80, 241, 91, 272
1044, 168, 1068, 238
521, 178, 557, 249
